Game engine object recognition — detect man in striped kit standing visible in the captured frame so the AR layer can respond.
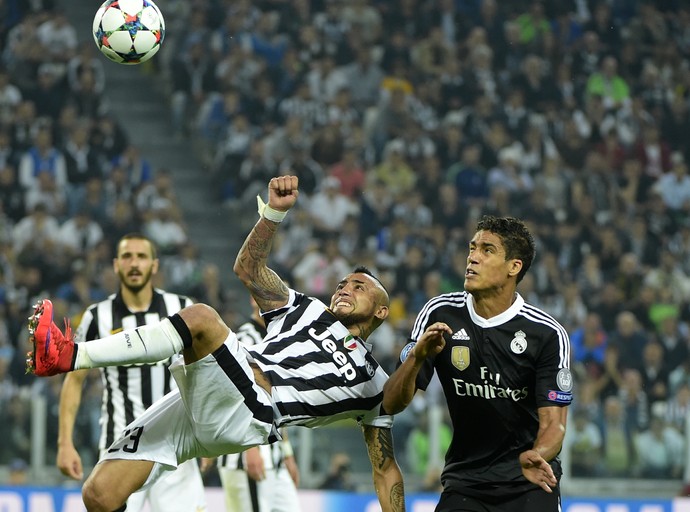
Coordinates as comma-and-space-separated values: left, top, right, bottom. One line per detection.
56, 233, 206, 511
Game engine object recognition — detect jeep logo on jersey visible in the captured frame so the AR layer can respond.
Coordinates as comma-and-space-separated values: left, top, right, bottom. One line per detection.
510, 330, 527, 354
309, 327, 357, 381
451, 346, 470, 371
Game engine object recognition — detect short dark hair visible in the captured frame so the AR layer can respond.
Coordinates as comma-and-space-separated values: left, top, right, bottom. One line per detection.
119, 233, 158, 260
353, 265, 388, 294
476, 215, 535, 283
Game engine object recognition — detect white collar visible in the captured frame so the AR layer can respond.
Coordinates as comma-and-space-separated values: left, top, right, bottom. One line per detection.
466, 292, 524, 328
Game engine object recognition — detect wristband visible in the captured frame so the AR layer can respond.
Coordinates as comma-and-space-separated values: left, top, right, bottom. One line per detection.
257, 195, 288, 223
281, 440, 294, 458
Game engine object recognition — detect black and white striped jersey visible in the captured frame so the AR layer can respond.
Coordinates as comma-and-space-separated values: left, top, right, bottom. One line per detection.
74, 289, 192, 452
246, 288, 393, 430
220, 318, 285, 470
401, 291, 571, 500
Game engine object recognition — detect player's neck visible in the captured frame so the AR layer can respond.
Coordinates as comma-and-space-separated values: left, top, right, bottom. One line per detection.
121, 286, 154, 313
471, 289, 517, 319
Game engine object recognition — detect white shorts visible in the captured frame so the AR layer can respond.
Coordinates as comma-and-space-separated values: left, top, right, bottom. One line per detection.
126, 458, 206, 512
219, 466, 301, 512
101, 332, 279, 487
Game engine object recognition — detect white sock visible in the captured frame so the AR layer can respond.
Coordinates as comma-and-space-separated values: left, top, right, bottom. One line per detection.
74, 318, 185, 369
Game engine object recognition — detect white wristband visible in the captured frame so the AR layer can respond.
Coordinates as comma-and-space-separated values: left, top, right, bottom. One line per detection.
281, 440, 294, 458
257, 196, 288, 223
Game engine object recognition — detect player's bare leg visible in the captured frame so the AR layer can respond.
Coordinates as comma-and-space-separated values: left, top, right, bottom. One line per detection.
82, 459, 154, 512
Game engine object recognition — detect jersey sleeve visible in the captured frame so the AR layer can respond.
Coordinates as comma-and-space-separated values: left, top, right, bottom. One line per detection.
395, 304, 437, 391
535, 327, 573, 408
261, 288, 301, 326
359, 406, 394, 429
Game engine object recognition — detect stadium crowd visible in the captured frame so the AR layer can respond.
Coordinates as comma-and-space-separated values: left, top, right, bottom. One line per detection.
3, 0, 690, 491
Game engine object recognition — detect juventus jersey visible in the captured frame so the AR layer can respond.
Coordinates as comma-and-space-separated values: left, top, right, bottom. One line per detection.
74, 289, 192, 451
246, 288, 393, 430
403, 291, 572, 499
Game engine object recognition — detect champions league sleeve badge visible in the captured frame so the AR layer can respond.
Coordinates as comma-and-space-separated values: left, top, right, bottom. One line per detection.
400, 342, 416, 362
547, 368, 574, 405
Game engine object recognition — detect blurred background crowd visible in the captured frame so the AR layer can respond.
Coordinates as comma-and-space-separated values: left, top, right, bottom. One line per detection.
3, 0, 690, 493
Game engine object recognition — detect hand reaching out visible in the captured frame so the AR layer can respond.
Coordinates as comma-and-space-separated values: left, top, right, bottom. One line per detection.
413, 322, 451, 360
519, 449, 557, 493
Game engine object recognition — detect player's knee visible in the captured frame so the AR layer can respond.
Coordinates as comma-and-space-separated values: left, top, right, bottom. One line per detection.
180, 303, 228, 344
82, 475, 123, 511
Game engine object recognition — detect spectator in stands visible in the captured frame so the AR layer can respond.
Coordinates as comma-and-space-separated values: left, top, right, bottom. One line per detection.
566, 407, 603, 477
600, 395, 634, 478
634, 411, 684, 479
319, 453, 357, 492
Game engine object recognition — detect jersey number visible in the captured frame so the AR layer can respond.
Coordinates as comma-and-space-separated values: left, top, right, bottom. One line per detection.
107, 426, 145, 454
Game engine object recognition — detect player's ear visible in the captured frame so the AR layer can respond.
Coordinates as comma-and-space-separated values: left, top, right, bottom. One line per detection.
152, 258, 160, 275
508, 259, 523, 279
375, 304, 389, 321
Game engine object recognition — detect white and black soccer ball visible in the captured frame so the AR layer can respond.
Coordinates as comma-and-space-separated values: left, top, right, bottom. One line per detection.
92, 0, 165, 65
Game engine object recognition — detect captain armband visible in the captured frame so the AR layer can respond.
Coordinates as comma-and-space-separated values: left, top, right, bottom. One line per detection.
257, 195, 288, 223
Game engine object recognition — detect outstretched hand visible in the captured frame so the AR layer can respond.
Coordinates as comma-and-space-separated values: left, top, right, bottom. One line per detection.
519, 449, 557, 493
268, 175, 299, 212
413, 322, 451, 360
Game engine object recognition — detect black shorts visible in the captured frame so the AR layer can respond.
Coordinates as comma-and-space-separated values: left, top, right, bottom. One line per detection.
435, 486, 561, 512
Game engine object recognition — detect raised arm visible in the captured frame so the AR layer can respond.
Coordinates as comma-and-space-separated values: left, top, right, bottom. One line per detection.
382, 322, 451, 414
233, 176, 299, 313
362, 425, 405, 512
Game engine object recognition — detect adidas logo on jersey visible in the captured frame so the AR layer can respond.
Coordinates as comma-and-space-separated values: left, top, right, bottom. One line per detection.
452, 328, 470, 341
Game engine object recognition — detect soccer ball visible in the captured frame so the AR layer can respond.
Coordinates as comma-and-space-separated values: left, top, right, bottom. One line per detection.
92, 0, 165, 65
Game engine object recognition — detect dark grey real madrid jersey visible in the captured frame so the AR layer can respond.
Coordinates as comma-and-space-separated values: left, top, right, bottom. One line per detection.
246, 288, 393, 430
402, 291, 571, 499
74, 290, 192, 452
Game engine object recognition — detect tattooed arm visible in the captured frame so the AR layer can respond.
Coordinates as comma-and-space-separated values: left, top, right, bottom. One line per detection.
233, 176, 299, 313
363, 425, 406, 512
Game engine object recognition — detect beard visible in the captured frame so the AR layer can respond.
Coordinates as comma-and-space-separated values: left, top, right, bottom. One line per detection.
332, 308, 369, 327
118, 268, 153, 294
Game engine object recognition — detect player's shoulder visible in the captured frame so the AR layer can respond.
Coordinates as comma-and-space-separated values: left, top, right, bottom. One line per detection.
154, 288, 194, 306
420, 291, 469, 314
518, 301, 569, 338
85, 292, 118, 312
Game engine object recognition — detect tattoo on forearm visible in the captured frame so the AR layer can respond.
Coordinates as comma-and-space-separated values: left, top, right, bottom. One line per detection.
391, 482, 405, 511
237, 220, 287, 302
245, 220, 277, 263
365, 427, 395, 470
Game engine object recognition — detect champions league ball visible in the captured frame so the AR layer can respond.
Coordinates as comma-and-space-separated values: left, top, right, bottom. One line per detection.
92, 0, 165, 65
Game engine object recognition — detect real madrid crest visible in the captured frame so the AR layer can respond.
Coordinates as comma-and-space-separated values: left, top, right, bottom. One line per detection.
510, 330, 527, 354
451, 346, 470, 371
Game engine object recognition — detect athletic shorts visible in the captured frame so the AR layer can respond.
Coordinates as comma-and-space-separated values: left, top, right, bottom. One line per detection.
101, 331, 279, 488
126, 458, 206, 512
436, 486, 561, 512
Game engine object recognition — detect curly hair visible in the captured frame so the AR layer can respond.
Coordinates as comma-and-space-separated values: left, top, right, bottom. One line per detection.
475, 215, 535, 283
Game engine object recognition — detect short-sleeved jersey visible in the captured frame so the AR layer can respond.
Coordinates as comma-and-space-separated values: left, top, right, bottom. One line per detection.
246, 288, 393, 430
74, 289, 192, 451
402, 291, 572, 500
